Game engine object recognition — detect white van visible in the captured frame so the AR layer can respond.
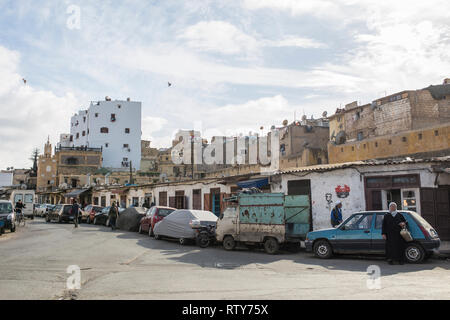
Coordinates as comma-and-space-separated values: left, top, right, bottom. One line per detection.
11, 190, 35, 219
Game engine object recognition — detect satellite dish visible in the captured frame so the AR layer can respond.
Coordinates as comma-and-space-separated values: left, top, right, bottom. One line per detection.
282, 119, 288, 126
322, 111, 328, 118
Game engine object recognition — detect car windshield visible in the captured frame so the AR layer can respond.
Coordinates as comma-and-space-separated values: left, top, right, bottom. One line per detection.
63, 206, 72, 214
158, 209, 174, 217
93, 207, 103, 212
0, 203, 13, 214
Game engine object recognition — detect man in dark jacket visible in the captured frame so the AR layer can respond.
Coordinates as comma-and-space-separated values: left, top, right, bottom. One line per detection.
382, 202, 407, 265
330, 201, 343, 227
109, 201, 119, 231
71, 199, 80, 228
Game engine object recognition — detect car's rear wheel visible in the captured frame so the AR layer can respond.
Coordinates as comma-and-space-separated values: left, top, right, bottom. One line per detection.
105, 218, 110, 227
264, 238, 279, 254
405, 243, 425, 264
313, 240, 333, 259
223, 236, 236, 251
148, 227, 153, 237
179, 238, 187, 245
93, 217, 97, 225
138, 225, 143, 234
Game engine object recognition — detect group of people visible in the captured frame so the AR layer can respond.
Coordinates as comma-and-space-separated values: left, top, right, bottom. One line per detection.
330, 200, 408, 265
70, 199, 119, 230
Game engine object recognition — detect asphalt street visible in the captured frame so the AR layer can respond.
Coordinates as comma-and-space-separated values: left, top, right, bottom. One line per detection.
0, 218, 449, 300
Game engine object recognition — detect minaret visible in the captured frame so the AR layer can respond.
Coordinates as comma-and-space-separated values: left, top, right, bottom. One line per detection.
44, 136, 52, 158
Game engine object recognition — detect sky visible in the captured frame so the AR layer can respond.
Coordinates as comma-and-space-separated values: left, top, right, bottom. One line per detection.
1, 0, 450, 169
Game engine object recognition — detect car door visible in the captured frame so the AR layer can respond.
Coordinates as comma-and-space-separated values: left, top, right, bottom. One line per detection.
371, 213, 386, 254
143, 207, 154, 231
335, 213, 374, 253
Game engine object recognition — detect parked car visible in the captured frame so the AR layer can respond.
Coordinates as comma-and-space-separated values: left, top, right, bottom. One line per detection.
93, 206, 111, 226
139, 206, 176, 236
0, 200, 16, 233
153, 209, 218, 245
85, 205, 104, 224
305, 210, 441, 263
33, 204, 46, 217
46, 204, 80, 223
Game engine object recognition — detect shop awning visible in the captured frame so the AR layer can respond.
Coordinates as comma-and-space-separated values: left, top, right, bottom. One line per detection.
236, 177, 269, 189
64, 189, 90, 198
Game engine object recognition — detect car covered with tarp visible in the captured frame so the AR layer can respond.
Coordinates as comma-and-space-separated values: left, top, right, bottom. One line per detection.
116, 207, 147, 231
153, 209, 218, 245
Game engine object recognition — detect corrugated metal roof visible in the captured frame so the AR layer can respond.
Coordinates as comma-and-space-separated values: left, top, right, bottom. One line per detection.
275, 156, 450, 175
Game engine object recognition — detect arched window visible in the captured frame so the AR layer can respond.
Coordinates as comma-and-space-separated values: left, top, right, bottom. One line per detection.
100, 127, 109, 133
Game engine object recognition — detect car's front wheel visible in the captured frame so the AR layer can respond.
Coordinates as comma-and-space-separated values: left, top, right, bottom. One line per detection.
405, 243, 425, 264
313, 240, 333, 259
138, 225, 143, 234
93, 217, 97, 225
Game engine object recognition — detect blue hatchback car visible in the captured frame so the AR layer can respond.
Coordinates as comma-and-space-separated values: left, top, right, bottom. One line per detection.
305, 211, 440, 263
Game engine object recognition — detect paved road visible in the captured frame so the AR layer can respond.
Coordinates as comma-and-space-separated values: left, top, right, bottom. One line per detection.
0, 218, 449, 300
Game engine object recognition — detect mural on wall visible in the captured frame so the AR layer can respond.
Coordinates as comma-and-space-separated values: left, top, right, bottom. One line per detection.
325, 193, 333, 210
335, 184, 350, 198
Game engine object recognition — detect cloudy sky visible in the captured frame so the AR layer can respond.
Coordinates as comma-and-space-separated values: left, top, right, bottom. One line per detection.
1, 0, 450, 169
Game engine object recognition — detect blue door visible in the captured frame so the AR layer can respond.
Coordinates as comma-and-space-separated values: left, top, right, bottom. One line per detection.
335, 213, 375, 253
371, 213, 386, 254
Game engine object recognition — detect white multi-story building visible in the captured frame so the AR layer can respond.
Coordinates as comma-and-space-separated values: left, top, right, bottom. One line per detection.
70, 98, 142, 170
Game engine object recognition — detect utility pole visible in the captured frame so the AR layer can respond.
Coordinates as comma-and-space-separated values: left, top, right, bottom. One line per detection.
129, 161, 134, 184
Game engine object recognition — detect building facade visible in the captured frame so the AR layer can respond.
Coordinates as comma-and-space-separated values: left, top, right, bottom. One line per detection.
328, 80, 450, 163
70, 98, 142, 170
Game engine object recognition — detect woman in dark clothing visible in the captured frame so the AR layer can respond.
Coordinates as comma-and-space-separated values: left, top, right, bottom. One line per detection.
382, 202, 407, 265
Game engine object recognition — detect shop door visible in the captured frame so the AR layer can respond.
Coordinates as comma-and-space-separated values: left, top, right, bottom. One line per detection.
420, 187, 450, 240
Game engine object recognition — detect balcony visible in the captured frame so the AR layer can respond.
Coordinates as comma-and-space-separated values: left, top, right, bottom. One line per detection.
55, 146, 103, 153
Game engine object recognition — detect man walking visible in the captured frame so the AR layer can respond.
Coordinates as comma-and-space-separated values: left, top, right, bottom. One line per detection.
71, 199, 80, 228
109, 201, 119, 231
382, 202, 407, 265
330, 200, 343, 227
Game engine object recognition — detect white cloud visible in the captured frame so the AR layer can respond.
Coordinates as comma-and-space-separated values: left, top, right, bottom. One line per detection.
0, 45, 80, 169
141, 116, 170, 148
263, 36, 326, 49
179, 20, 326, 56
179, 20, 258, 55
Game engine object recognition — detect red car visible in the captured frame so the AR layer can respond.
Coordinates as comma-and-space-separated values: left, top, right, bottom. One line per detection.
139, 206, 176, 236
85, 205, 104, 224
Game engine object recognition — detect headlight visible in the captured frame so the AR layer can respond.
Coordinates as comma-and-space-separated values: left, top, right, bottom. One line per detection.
7, 213, 14, 220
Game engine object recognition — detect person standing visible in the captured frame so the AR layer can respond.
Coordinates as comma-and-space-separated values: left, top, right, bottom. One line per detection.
109, 201, 119, 231
330, 200, 343, 227
382, 202, 407, 265
71, 199, 80, 228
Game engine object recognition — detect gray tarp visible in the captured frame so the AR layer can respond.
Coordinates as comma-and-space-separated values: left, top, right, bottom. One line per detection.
153, 210, 218, 240
116, 207, 147, 232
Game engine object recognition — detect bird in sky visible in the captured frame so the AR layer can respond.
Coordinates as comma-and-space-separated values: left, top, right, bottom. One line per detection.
168, 82, 172, 87
22, 78, 27, 84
